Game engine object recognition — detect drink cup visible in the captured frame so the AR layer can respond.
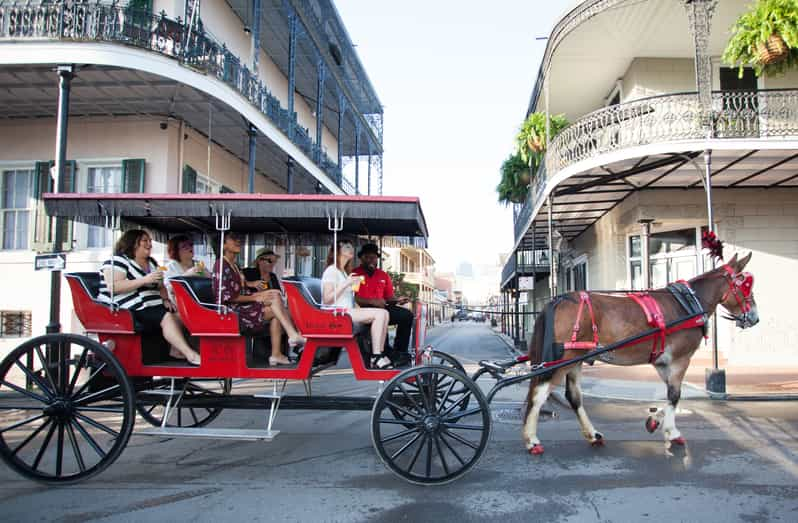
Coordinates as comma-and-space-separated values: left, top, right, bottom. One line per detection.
195, 260, 205, 274
352, 275, 365, 292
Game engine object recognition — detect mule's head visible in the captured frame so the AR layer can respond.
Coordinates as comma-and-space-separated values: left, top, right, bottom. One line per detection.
719, 252, 759, 329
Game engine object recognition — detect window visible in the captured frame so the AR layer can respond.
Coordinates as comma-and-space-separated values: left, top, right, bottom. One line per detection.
86, 166, 123, 248
1, 169, 33, 250
565, 255, 588, 292
182, 165, 220, 194
0, 310, 32, 337
629, 227, 698, 289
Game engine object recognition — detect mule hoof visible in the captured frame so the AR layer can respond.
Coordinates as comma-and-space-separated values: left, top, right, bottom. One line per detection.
529, 444, 544, 455
670, 436, 686, 446
645, 417, 660, 434
591, 438, 605, 447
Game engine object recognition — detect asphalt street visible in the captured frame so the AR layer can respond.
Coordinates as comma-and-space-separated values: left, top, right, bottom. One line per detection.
1, 322, 797, 522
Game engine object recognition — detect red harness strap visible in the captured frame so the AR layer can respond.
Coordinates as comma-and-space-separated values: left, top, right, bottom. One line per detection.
627, 292, 666, 363
563, 291, 599, 350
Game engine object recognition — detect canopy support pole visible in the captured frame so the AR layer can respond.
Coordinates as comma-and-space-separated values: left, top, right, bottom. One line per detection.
248, 124, 257, 194
547, 195, 556, 299
47, 64, 73, 335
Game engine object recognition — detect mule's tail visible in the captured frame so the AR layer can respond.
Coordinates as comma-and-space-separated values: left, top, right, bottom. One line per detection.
524, 310, 547, 417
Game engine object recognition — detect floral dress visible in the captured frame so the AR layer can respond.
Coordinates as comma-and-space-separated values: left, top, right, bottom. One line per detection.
212, 258, 264, 330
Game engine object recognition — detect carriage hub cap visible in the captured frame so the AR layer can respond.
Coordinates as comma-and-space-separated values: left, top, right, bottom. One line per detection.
44, 399, 73, 419
422, 415, 440, 433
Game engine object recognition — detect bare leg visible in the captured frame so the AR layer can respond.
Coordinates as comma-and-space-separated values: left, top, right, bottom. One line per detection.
349, 308, 389, 356
161, 312, 200, 364
565, 364, 603, 445
267, 299, 304, 342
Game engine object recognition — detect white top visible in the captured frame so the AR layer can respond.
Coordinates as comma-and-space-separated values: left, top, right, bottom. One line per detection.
163, 259, 191, 303
97, 255, 162, 311
321, 265, 354, 310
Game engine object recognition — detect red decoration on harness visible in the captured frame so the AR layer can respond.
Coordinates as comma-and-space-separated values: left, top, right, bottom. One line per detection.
563, 291, 599, 351
702, 230, 724, 261
627, 292, 667, 363
721, 265, 755, 314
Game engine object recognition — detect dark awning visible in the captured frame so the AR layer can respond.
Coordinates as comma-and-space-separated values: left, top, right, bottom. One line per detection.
43, 193, 429, 239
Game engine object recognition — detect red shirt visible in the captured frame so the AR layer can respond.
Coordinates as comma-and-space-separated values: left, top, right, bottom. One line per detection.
352, 266, 394, 300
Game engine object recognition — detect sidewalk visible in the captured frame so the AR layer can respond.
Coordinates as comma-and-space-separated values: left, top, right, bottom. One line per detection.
492, 330, 798, 400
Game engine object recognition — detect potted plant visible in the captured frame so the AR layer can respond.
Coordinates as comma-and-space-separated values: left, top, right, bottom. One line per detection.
722, 0, 798, 77
515, 112, 569, 167
496, 151, 530, 205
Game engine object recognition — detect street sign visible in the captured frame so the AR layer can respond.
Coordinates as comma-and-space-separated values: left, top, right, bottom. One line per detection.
34, 253, 66, 271
518, 276, 535, 291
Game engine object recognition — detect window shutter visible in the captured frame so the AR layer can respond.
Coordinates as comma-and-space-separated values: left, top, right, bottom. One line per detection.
182, 165, 197, 193
219, 185, 235, 193
122, 159, 146, 193
32, 161, 52, 247
59, 160, 77, 192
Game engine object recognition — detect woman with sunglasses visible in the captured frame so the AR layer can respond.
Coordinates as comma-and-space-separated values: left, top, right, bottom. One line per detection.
322, 240, 392, 369
212, 232, 305, 366
243, 247, 304, 365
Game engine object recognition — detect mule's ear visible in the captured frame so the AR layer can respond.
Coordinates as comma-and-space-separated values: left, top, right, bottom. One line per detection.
727, 252, 738, 266
736, 252, 753, 272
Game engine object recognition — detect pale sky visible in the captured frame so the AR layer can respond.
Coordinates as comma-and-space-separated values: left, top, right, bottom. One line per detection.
335, 1, 570, 273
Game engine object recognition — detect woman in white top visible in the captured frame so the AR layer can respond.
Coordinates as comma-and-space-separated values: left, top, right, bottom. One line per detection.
321, 240, 391, 369
163, 235, 208, 305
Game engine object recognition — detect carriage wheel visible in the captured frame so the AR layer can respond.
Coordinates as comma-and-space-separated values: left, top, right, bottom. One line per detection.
423, 350, 466, 375
0, 334, 135, 484
372, 365, 491, 485
136, 378, 232, 428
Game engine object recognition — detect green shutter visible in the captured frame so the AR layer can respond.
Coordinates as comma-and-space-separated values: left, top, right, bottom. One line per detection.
32, 160, 74, 252
122, 159, 146, 193
182, 165, 197, 194
60, 160, 76, 192
219, 185, 235, 193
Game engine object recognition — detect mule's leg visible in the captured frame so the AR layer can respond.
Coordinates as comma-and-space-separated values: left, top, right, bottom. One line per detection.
565, 363, 604, 446
522, 375, 555, 455
654, 355, 689, 445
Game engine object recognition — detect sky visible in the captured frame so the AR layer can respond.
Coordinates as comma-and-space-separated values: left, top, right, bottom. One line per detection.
334, 0, 571, 273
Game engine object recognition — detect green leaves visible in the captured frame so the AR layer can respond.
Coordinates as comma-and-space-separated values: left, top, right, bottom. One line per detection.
722, 0, 798, 77
497, 152, 530, 205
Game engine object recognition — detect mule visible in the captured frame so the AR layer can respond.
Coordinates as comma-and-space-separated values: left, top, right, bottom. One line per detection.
522, 253, 759, 454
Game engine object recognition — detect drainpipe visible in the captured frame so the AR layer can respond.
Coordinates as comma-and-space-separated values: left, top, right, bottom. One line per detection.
547, 195, 556, 298
248, 124, 257, 193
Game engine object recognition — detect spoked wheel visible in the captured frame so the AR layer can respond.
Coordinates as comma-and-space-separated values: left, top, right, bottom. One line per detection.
0, 334, 135, 484
372, 365, 491, 485
136, 378, 232, 428
422, 350, 466, 375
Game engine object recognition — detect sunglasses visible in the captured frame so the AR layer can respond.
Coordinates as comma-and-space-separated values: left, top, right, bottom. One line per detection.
259, 257, 276, 263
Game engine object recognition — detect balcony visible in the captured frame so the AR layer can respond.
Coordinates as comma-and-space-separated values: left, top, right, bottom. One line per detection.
501, 249, 550, 290
0, 2, 358, 194
514, 89, 798, 245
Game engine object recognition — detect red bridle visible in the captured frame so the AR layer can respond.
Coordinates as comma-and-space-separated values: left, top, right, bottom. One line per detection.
720, 264, 755, 315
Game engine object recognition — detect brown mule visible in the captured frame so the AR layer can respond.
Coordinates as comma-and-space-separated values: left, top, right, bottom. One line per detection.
522, 253, 759, 455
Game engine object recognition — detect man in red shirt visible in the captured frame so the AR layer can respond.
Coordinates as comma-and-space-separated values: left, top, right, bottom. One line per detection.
352, 243, 413, 366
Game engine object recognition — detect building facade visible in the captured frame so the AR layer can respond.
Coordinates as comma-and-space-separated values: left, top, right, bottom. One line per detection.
0, 0, 384, 355
502, 0, 798, 365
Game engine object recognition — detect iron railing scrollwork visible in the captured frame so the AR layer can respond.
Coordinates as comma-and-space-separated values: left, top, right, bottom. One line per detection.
0, 0, 356, 194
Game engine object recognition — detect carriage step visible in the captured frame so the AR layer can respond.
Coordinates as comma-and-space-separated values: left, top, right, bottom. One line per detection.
137, 427, 279, 441
253, 392, 282, 400
140, 389, 183, 396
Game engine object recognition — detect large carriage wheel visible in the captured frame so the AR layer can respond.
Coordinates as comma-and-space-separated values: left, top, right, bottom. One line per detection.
422, 350, 466, 375
136, 378, 232, 428
372, 365, 491, 485
0, 334, 135, 484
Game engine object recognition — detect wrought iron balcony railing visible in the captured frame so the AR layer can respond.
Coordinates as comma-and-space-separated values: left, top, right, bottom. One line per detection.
514, 89, 798, 243
0, 1, 356, 194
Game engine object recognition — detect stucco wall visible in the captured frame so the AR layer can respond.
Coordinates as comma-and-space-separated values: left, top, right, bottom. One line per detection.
621, 58, 697, 103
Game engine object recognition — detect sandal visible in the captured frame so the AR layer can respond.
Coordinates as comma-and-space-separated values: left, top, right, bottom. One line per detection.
288, 336, 307, 350
372, 355, 393, 370
169, 347, 186, 360
184, 351, 201, 366
269, 355, 292, 366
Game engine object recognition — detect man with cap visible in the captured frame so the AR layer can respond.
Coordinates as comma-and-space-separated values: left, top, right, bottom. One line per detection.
352, 243, 413, 366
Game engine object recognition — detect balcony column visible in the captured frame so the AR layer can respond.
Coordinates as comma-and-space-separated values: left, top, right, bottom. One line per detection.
638, 219, 654, 289
547, 195, 557, 298
48, 64, 74, 335
367, 140, 372, 195
286, 157, 295, 194
251, 0, 262, 74
248, 124, 257, 193
287, 10, 298, 139
685, 0, 718, 134
702, 148, 725, 393
315, 59, 326, 163
354, 120, 361, 194
337, 93, 347, 174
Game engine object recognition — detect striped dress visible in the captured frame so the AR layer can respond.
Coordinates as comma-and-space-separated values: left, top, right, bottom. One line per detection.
97, 255, 163, 310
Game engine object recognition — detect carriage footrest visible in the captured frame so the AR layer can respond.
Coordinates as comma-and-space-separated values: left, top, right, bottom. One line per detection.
137, 427, 279, 441
253, 392, 282, 400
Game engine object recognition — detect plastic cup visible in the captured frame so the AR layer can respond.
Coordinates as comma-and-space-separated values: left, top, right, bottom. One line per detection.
352, 275, 365, 292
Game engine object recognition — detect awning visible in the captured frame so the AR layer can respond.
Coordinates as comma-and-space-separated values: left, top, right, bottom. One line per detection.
43, 193, 429, 239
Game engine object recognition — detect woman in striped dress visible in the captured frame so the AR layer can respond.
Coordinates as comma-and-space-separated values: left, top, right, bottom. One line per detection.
98, 229, 200, 365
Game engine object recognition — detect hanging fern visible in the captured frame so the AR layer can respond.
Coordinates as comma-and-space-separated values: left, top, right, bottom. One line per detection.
722, 0, 798, 77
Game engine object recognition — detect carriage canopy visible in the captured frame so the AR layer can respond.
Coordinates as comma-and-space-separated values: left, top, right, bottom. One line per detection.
42, 193, 429, 240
